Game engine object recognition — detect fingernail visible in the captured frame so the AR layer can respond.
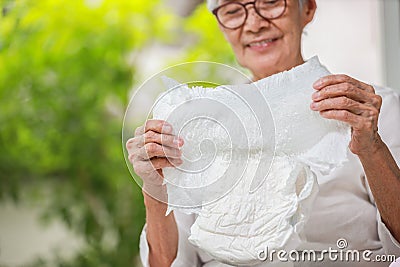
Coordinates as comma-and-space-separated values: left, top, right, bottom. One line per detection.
312, 92, 320, 100
173, 137, 181, 145
310, 102, 317, 109
174, 159, 183, 166
313, 80, 322, 88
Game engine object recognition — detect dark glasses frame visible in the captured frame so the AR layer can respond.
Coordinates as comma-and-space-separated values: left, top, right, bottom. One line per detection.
212, 0, 287, 30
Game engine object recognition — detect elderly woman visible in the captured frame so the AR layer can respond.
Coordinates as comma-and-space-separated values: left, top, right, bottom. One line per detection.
126, 0, 400, 266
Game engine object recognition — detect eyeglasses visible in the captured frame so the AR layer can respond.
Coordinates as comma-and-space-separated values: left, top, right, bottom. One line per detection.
212, 0, 287, 30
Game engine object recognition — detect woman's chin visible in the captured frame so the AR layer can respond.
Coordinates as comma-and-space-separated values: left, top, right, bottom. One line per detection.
249, 63, 282, 80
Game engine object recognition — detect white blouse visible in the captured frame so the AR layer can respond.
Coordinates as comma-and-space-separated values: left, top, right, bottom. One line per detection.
139, 86, 400, 267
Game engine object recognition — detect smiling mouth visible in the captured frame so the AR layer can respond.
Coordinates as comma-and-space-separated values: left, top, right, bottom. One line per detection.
247, 38, 280, 47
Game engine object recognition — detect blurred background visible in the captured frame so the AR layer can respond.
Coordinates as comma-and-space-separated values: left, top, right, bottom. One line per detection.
0, 0, 399, 266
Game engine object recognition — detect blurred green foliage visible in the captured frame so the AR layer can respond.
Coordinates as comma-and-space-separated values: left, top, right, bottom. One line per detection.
0, 0, 234, 266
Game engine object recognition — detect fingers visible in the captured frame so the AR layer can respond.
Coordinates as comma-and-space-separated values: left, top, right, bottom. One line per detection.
134, 157, 183, 175
142, 131, 183, 148
128, 119, 183, 166
310, 74, 381, 131
150, 157, 183, 169
134, 119, 173, 137
312, 83, 375, 105
312, 74, 382, 156
312, 75, 382, 112
370, 94, 383, 111
310, 96, 374, 116
128, 120, 183, 184
310, 96, 379, 131
313, 74, 375, 94
126, 137, 141, 151
318, 109, 378, 131
319, 109, 359, 127
126, 130, 183, 153
136, 143, 182, 160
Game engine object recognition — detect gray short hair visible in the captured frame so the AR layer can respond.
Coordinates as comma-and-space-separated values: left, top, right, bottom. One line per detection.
206, 0, 307, 11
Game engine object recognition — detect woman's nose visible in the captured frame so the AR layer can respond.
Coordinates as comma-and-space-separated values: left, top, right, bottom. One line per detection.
244, 6, 271, 31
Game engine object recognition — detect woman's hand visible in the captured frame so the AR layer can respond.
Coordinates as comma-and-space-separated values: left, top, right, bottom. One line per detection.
127, 120, 183, 266
126, 119, 184, 200
311, 74, 383, 156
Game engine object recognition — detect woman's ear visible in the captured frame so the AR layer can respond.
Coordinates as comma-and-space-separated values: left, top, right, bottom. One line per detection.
301, 0, 317, 28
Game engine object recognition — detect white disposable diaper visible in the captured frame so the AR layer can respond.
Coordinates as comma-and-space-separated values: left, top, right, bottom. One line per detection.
152, 57, 350, 265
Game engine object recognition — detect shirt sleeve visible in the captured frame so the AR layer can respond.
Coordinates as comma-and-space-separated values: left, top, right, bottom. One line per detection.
368, 86, 400, 256
377, 86, 400, 166
139, 210, 200, 267
376, 209, 400, 256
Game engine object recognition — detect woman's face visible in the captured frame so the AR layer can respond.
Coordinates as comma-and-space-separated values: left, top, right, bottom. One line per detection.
217, 0, 316, 81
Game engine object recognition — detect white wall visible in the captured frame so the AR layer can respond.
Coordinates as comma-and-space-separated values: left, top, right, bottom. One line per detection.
382, 0, 400, 90
302, 0, 385, 87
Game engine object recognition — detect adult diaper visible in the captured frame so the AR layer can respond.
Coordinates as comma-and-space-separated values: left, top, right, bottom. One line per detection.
151, 57, 350, 265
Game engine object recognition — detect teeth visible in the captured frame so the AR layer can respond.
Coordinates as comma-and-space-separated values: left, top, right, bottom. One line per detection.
249, 39, 274, 47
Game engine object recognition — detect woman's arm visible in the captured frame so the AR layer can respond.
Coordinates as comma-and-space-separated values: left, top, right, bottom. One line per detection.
144, 189, 179, 267
358, 137, 400, 242
126, 119, 184, 266
311, 74, 400, 242
140, 185, 200, 267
